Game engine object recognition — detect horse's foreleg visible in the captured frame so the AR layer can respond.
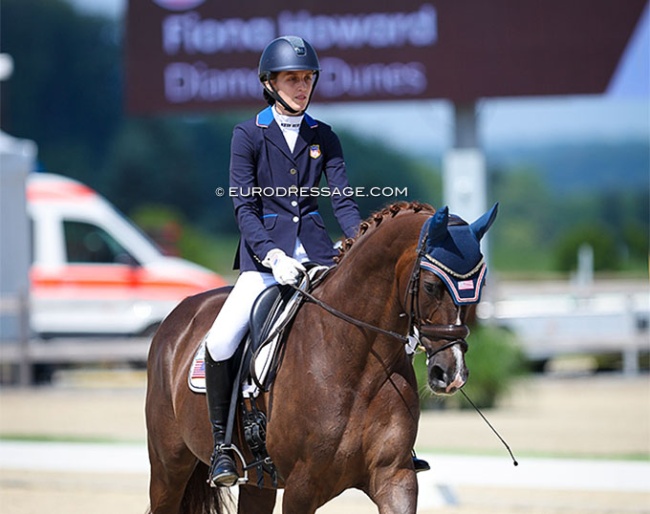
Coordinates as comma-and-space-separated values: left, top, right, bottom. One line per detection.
366, 466, 418, 514
237, 484, 277, 514
279, 470, 326, 514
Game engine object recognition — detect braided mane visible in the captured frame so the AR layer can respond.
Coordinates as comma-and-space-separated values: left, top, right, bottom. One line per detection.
334, 201, 435, 263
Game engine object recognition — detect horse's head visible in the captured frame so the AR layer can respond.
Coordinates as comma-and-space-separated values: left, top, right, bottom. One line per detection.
408, 204, 498, 396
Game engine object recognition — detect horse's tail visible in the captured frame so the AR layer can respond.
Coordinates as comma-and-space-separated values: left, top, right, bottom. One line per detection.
180, 461, 234, 514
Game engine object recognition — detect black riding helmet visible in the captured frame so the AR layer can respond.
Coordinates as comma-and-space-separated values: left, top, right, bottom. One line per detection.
258, 35, 320, 114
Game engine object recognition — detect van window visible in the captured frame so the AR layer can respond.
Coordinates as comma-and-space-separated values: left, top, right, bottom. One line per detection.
63, 220, 137, 265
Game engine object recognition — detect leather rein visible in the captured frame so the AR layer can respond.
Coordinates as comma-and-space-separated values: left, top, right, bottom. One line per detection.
290, 217, 470, 358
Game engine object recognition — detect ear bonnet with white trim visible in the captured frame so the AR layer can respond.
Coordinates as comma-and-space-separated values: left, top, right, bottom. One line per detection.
419, 204, 498, 305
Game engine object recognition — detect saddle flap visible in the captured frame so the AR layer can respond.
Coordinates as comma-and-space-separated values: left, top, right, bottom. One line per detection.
249, 284, 293, 353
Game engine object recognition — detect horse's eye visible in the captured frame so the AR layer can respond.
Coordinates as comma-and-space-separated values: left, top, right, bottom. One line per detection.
423, 281, 440, 296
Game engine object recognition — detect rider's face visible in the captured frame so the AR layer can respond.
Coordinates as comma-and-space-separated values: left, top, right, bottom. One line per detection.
270, 70, 315, 114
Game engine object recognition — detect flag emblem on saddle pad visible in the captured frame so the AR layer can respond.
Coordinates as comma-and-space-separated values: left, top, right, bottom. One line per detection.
192, 358, 205, 380
309, 145, 321, 159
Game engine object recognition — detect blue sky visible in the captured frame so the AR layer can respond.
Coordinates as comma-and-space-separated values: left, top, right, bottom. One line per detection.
68, 0, 649, 154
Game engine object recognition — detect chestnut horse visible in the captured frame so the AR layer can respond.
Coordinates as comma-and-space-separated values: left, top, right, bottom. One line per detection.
145, 201, 497, 514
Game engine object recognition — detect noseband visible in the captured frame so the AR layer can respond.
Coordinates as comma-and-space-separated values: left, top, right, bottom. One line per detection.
419, 325, 469, 355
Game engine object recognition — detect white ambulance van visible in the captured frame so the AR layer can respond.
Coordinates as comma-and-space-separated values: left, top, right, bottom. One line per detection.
27, 173, 228, 337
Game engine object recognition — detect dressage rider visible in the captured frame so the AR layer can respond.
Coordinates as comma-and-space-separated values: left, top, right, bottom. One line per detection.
203, 35, 361, 488
203, 35, 430, 489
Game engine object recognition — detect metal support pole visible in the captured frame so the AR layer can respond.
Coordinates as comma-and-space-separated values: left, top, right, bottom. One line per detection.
443, 101, 488, 253
453, 102, 478, 149
18, 291, 33, 386
623, 294, 641, 377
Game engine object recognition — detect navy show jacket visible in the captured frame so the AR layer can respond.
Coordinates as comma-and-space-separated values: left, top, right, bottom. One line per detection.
230, 106, 362, 272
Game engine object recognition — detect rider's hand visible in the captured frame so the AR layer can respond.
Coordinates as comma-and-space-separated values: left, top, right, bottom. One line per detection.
262, 248, 306, 285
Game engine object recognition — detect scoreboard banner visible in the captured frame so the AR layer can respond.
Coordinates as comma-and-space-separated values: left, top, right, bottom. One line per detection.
125, 0, 646, 114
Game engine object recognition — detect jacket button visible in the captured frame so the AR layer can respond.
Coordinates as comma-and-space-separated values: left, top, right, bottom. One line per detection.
289, 168, 297, 175
292, 216, 299, 223
291, 200, 298, 207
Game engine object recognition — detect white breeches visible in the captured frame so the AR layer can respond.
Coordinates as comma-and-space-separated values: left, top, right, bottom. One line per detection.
205, 238, 310, 362
204, 271, 278, 361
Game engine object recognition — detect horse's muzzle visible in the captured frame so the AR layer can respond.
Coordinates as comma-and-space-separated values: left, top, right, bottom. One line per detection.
428, 362, 468, 395
421, 327, 469, 396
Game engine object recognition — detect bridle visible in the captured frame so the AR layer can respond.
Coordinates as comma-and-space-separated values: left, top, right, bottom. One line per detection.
291, 215, 471, 358
402, 215, 470, 359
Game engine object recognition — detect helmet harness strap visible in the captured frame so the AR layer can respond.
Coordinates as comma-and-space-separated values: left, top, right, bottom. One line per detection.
262, 72, 320, 115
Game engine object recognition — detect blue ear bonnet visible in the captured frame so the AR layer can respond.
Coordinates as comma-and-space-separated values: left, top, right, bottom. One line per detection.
417, 204, 498, 305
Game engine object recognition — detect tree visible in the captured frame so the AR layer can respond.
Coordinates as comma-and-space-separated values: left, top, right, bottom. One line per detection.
489, 166, 555, 271
554, 224, 621, 272
1, 0, 122, 185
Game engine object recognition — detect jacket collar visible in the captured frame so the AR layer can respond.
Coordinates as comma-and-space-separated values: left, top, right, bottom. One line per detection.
256, 106, 275, 128
256, 106, 318, 160
256, 106, 318, 128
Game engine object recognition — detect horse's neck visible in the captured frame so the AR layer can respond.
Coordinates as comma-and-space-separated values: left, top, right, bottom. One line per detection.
319, 217, 418, 343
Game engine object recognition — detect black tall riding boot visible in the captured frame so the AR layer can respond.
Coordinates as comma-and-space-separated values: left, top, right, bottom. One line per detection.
204, 351, 239, 487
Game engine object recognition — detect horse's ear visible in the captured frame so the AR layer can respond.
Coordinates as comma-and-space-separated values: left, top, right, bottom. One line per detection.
470, 203, 499, 241
428, 206, 450, 244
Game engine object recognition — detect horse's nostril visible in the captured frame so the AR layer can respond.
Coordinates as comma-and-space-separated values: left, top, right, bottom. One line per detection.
430, 364, 447, 384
